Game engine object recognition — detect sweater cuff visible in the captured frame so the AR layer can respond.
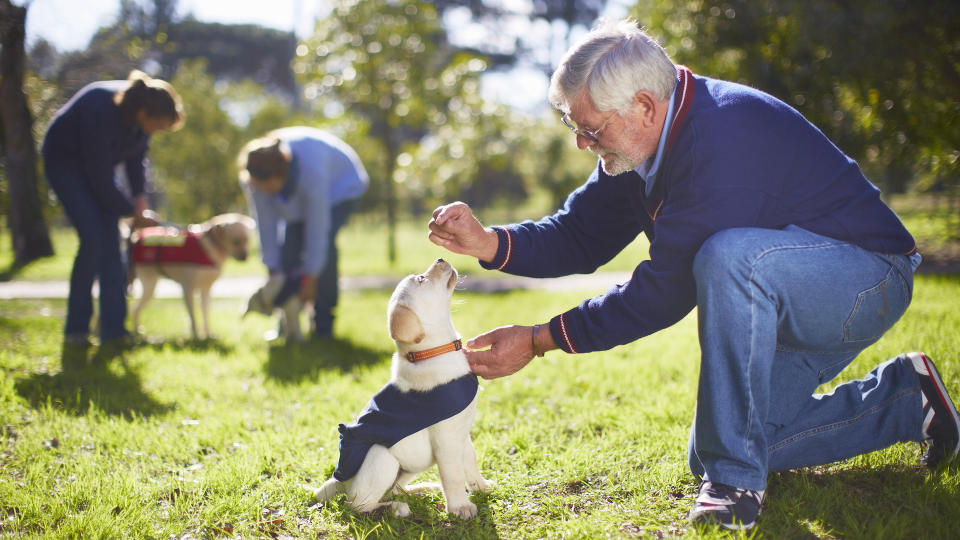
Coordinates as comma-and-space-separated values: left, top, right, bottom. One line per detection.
477, 226, 513, 271
548, 312, 580, 354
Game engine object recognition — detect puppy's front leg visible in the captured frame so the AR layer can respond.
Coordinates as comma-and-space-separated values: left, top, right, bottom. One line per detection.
433, 437, 477, 519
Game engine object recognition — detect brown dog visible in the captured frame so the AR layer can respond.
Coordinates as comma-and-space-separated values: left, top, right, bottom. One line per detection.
130, 213, 255, 339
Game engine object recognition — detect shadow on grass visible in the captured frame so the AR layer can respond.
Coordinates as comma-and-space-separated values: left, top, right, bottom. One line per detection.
264, 337, 385, 383
14, 346, 173, 419
318, 488, 500, 539
137, 336, 235, 354
759, 464, 959, 537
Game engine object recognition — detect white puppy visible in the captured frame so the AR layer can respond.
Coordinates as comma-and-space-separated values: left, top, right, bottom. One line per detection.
243, 274, 305, 342
312, 258, 491, 519
130, 213, 256, 339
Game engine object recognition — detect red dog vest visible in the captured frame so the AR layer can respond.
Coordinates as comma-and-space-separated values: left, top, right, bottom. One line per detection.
131, 226, 214, 266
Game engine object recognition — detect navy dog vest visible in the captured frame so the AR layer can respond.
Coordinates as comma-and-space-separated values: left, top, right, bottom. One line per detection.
333, 374, 479, 481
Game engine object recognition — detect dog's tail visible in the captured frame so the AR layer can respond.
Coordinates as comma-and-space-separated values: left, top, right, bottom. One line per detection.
312, 477, 342, 502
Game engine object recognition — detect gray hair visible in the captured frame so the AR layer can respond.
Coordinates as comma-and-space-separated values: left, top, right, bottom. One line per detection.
549, 19, 677, 115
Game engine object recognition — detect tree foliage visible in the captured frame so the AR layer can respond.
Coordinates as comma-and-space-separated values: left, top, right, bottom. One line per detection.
633, 0, 960, 196
294, 0, 492, 262
146, 60, 245, 222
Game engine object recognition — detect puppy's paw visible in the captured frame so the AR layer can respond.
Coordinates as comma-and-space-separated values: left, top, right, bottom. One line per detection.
449, 501, 478, 520
388, 501, 411, 517
468, 477, 494, 493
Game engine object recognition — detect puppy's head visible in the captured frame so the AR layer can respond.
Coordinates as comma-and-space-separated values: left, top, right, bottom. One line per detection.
387, 259, 459, 345
204, 213, 256, 261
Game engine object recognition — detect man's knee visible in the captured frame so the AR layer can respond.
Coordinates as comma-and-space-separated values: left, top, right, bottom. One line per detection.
693, 228, 757, 283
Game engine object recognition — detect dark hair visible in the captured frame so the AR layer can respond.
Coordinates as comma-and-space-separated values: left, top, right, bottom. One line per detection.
238, 136, 290, 184
113, 70, 185, 129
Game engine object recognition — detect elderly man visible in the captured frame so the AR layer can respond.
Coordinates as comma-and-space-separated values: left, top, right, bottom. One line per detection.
428, 19, 958, 530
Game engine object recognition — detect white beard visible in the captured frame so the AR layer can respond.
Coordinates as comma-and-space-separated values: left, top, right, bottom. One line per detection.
592, 146, 650, 176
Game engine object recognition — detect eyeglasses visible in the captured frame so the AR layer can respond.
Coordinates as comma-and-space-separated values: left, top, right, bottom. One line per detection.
560, 111, 617, 143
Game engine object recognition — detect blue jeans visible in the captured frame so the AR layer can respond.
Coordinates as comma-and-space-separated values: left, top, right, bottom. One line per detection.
279, 200, 355, 337
688, 225, 923, 491
44, 158, 129, 341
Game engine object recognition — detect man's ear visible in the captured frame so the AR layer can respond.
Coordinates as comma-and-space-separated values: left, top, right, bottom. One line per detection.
388, 304, 425, 343
633, 90, 658, 127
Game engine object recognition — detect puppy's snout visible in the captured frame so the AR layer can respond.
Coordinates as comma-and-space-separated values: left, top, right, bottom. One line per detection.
436, 258, 445, 263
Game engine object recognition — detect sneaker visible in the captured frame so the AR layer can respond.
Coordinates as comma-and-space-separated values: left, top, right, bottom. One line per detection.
907, 352, 960, 468
688, 481, 764, 530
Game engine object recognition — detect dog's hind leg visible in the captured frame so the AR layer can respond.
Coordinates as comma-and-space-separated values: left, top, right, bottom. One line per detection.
346, 445, 410, 517
199, 288, 212, 339
312, 477, 342, 502
132, 273, 158, 333
180, 285, 199, 339
393, 470, 440, 495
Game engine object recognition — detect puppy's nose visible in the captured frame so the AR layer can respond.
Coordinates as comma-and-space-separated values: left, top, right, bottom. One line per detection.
436, 258, 445, 263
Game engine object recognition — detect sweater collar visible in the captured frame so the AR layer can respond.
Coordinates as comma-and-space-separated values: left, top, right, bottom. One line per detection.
635, 65, 695, 196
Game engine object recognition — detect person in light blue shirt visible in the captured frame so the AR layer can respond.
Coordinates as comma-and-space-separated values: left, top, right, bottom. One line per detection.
239, 127, 369, 339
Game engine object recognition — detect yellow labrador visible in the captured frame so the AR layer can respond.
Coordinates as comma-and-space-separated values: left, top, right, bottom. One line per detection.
312, 259, 492, 518
130, 213, 255, 339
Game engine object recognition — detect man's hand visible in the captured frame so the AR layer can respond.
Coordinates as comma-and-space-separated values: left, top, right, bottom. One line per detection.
465, 325, 537, 379
133, 208, 160, 229
428, 202, 499, 263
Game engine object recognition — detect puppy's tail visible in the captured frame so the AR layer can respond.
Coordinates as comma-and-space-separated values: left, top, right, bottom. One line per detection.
312, 478, 342, 502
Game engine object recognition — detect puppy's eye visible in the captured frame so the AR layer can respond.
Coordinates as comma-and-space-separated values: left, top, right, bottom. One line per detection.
416, 276, 426, 284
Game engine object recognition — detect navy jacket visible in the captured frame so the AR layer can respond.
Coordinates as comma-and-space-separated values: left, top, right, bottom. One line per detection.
481, 70, 916, 354
42, 81, 150, 216
334, 374, 478, 482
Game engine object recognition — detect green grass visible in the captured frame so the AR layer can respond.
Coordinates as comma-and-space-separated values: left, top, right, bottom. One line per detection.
2, 273, 959, 538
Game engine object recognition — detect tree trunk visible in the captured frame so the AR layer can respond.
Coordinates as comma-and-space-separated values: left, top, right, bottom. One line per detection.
1, 0, 54, 266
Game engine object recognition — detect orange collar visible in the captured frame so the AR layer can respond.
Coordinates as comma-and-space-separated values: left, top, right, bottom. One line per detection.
406, 339, 462, 363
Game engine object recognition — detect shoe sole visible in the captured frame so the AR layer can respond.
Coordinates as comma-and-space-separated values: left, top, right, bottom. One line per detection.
913, 352, 960, 460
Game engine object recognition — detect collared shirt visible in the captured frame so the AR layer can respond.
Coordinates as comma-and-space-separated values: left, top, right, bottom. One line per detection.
634, 77, 680, 197
244, 127, 369, 275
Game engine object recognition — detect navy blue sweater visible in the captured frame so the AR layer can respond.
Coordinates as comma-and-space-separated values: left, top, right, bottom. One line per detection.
482, 72, 916, 354
42, 81, 150, 216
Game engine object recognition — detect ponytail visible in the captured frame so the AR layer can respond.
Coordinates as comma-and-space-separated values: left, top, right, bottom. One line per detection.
114, 69, 185, 130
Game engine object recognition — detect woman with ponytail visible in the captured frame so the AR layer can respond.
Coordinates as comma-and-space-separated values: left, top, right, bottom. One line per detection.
42, 69, 184, 349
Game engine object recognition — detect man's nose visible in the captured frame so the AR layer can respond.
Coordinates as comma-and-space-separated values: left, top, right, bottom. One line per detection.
576, 133, 594, 150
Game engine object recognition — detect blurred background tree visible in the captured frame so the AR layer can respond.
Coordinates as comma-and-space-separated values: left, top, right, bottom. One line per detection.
295, 0, 493, 263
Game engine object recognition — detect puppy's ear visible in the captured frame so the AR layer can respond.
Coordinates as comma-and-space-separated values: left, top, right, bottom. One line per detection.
388, 304, 424, 344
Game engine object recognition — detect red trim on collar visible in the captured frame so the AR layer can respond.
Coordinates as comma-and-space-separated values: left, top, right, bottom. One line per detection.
406, 339, 463, 363
666, 65, 695, 153
646, 65, 695, 223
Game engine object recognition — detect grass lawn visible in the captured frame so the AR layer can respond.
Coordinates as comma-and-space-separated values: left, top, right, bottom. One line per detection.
2, 271, 959, 538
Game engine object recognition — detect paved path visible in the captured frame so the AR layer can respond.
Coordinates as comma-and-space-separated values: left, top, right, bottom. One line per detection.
0, 272, 633, 299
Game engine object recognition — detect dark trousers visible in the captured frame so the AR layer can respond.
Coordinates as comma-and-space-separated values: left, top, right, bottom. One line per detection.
279, 200, 354, 336
44, 158, 129, 341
